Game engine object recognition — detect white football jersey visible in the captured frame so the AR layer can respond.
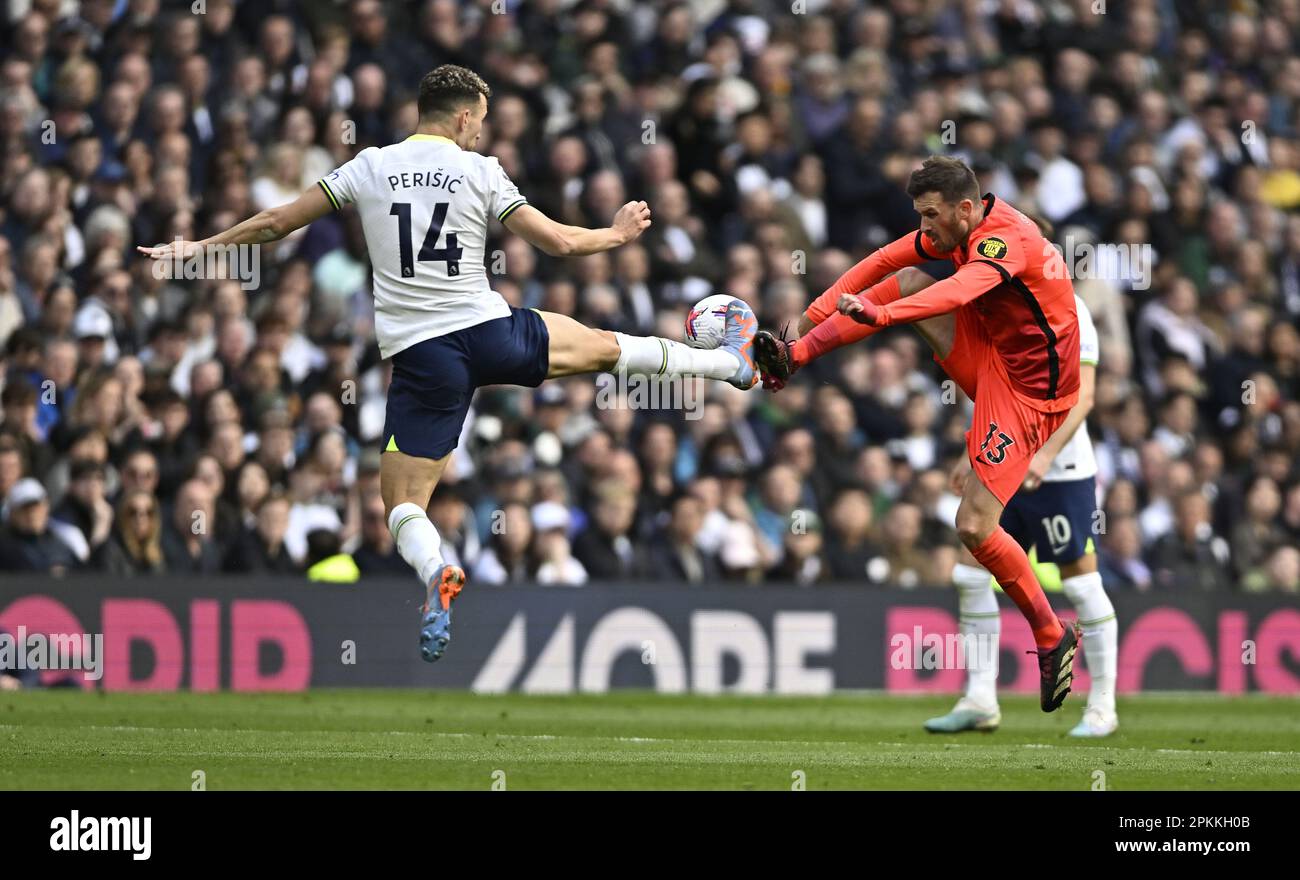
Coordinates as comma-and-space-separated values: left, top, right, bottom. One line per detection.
319, 134, 528, 358
1042, 294, 1099, 483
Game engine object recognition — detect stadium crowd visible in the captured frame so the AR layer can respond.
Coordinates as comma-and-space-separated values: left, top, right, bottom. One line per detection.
1, 0, 1298, 591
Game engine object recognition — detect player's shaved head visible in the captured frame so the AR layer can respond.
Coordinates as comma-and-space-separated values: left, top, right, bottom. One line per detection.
417, 64, 491, 121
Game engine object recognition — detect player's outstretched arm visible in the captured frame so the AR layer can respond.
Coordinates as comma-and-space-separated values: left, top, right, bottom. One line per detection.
768, 267, 935, 384
841, 259, 1006, 327
136, 185, 334, 260
504, 201, 650, 257
800, 230, 943, 332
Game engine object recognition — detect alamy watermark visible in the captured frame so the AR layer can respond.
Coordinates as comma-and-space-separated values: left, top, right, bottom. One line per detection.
148, 240, 261, 290
0, 626, 104, 681
1047, 234, 1153, 291
49, 811, 150, 860
889, 627, 998, 671
595, 371, 704, 420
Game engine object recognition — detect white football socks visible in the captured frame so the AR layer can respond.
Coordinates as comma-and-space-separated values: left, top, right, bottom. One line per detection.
952, 562, 1116, 716
952, 562, 1000, 708
613, 332, 739, 381
388, 502, 445, 589
1062, 571, 1117, 714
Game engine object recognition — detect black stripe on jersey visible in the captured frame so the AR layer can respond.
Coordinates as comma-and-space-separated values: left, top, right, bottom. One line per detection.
981, 192, 996, 219
318, 179, 341, 211
498, 199, 528, 223
971, 258, 1060, 400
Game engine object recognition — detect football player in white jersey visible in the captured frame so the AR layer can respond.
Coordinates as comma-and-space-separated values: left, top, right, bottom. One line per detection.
926, 292, 1119, 737
140, 65, 759, 662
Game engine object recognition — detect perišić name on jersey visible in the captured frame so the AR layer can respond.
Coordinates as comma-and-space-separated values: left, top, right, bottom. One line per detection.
386, 169, 465, 193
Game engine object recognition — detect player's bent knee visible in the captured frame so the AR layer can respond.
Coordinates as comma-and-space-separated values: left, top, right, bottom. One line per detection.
540, 311, 621, 376
896, 267, 936, 297
553, 327, 618, 376
596, 329, 622, 371
955, 514, 992, 548
954, 495, 998, 547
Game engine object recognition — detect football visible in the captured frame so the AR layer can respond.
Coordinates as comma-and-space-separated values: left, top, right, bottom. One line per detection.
683, 293, 739, 349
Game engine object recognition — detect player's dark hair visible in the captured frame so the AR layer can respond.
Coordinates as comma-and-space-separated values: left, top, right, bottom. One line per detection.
417, 64, 491, 120
905, 156, 981, 205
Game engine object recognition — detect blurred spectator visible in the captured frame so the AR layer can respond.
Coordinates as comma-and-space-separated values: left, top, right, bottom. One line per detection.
0, 478, 80, 573
427, 483, 479, 571
233, 460, 271, 528
474, 502, 532, 586
823, 488, 883, 581
50, 458, 114, 560
284, 464, 342, 565
767, 508, 826, 586
118, 448, 160, 500
752, 463, 803, 554
305, 526, 359, 583
1229, 476, 1287, 587
572, 480, 640, 579
1134, 278, 1221, 395
0, 435, 25, 503
350, 490, 406, 575
871, 502, 935, 589
1098, 515, 1153, 591
161, 478, 222, 573
1147, 490, 1233, 591
224, 490, 297, 574
532, 500, 587, 586
0, 377, 54, 478
647, 491, 719, 584
1254, 546, 1300, 593
94, 488, 166, 576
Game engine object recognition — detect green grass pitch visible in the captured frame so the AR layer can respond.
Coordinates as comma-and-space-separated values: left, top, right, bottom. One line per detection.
2, 690, 1297, 790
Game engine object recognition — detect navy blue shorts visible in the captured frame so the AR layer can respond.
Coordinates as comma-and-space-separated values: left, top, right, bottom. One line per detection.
1001, 476, 1097, 564
383, 307, 550, 460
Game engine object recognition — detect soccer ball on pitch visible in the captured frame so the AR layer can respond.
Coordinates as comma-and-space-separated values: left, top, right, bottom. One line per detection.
683, 293, 739, 349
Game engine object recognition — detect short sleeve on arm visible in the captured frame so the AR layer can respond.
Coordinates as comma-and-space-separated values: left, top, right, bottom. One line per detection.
318, 148, 376, 211
485, 157, 528, 223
